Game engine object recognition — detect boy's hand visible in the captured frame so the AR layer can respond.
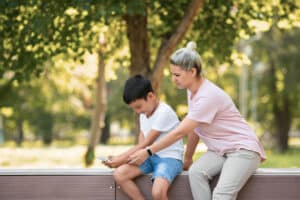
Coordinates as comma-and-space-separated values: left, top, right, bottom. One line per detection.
103, 155, 125, 168
128, 149, 148, 165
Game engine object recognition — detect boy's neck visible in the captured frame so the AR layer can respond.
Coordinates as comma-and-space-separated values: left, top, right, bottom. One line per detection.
146, 99, 160, 118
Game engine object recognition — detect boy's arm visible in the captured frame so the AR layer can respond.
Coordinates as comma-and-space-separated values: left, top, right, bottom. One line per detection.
129, 117, 199, 165
119, 129, 161, 158
104, 130, 160, 168
183, 132, 199, 170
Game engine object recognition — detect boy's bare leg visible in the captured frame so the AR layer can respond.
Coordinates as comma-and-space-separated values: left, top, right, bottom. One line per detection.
113, 164, 144, 200
152, 177, 170, 200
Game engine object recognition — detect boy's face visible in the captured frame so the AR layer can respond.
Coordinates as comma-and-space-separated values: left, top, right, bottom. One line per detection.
129, 93, 155, 116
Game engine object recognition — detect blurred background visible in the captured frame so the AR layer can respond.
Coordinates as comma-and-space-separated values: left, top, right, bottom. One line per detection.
0, 0, 300, 169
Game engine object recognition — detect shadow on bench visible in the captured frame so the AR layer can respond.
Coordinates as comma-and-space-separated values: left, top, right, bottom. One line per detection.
0, 168, 299, 200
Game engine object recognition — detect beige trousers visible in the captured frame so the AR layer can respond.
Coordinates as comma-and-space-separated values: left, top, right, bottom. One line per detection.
188, 149, 260, 200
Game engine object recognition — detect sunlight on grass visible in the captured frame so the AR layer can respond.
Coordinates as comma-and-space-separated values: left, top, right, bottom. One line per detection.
261, 147, 300, 168
107, 136, 135, 145
193, 146, 300, 168
0, 141, 133, 169
289, 137, 300, 146
0, 138, 300, 169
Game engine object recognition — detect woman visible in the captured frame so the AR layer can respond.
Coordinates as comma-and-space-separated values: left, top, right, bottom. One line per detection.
129, 41, 266, 200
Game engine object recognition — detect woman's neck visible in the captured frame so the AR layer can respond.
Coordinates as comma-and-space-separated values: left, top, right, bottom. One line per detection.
189, 76, 205, 97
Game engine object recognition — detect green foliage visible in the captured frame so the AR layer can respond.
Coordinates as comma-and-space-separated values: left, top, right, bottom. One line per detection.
1, 0, 299, 149
190, 0, 298, 62
148, 0, 188, 38
2, 0, 295, 81
0, 56, 93, 143
1, 0, 296, 83
0, 0, 127, 82
251, 27, 300, 137
0, 1, 83, 81
106, 67, 132, 127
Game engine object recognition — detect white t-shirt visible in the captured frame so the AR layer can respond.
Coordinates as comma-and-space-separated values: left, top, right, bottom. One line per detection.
140, 102, 184, 160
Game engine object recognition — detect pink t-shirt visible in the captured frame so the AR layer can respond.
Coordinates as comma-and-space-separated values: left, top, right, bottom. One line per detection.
187, 79, 266, 161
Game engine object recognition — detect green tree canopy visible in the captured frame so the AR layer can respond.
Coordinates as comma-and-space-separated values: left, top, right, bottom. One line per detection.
1, 0, 297, 84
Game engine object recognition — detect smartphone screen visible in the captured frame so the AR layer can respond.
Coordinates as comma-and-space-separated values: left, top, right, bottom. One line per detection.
97, 156, 108, 162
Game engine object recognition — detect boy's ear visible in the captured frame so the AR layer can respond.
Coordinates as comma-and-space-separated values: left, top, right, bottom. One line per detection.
147, 92, 155, 99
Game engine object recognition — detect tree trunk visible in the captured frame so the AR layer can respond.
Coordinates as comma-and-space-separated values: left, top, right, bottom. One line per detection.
0, 115, 4, 145
124, 0, 205, 143
273, 96, 291, 152
124, 13, 149, 141
124, 12, 151, 76
100, 113, 110, 144
151, 0, 205, 94
85, 39, 107, 166
269, 61, 291, 152
16, 118, 23, 146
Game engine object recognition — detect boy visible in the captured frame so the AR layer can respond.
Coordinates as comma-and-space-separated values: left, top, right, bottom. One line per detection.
103, 75, 184, 200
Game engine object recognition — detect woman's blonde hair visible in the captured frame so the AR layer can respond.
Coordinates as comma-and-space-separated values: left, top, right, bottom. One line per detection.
170, 41, 202, 76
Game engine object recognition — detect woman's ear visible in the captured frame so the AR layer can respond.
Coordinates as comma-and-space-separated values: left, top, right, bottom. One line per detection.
190, 67, 197, 77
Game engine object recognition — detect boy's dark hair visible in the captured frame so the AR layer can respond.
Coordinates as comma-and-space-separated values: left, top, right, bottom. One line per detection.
123, 74, 154, 104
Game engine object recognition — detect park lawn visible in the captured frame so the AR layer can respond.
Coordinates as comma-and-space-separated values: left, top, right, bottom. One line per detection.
260, 147, 300, 168
193, 146, 300, 168
1, 138, 300, 168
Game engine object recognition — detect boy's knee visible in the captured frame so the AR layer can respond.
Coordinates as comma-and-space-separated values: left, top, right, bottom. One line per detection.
113, 167, 126, 183
152, 186, 167, 200
152, 178, 169, 200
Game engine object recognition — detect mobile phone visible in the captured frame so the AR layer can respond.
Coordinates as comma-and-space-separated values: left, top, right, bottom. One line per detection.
97, 156, 108, 162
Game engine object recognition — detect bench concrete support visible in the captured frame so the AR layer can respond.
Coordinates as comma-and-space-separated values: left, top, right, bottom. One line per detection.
0, 168, 300, 200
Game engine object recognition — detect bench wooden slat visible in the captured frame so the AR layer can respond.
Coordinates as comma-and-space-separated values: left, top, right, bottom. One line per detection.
0, 175, 115, 200
238, 175, 300, 200
0, 168, 300, 200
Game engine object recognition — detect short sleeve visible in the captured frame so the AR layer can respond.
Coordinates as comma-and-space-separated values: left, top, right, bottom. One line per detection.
187, 96, 218, 124
152, 107, 179, 132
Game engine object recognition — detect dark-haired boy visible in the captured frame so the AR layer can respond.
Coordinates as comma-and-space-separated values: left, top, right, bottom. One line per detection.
103, 75, 184, 200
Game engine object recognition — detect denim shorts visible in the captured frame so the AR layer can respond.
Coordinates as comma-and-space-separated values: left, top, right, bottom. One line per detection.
139, 154, 183, 183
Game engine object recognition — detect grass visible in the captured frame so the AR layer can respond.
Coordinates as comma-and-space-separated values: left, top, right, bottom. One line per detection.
0, 138, 300, 168
193, 146, 300, 168
260, 147, 300, 168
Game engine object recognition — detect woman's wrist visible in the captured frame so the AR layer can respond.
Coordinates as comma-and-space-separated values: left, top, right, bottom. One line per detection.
146, 146, 153, 156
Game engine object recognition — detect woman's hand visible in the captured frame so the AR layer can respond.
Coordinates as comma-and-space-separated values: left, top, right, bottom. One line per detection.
183, 158, 193, 170
128, 149, 148, 165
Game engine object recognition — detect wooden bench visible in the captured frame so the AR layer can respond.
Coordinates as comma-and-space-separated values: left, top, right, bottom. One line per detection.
0, 168, 300, 200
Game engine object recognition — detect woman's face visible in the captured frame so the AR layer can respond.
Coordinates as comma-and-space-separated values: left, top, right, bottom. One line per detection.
170, 64, 194, 89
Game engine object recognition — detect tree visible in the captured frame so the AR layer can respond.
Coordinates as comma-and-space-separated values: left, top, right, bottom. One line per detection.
0, 57, 94, 145
3, 1, 294, 89
252, 27, 300, 152
1, 0, 297, 164
85, 35, 107, 166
